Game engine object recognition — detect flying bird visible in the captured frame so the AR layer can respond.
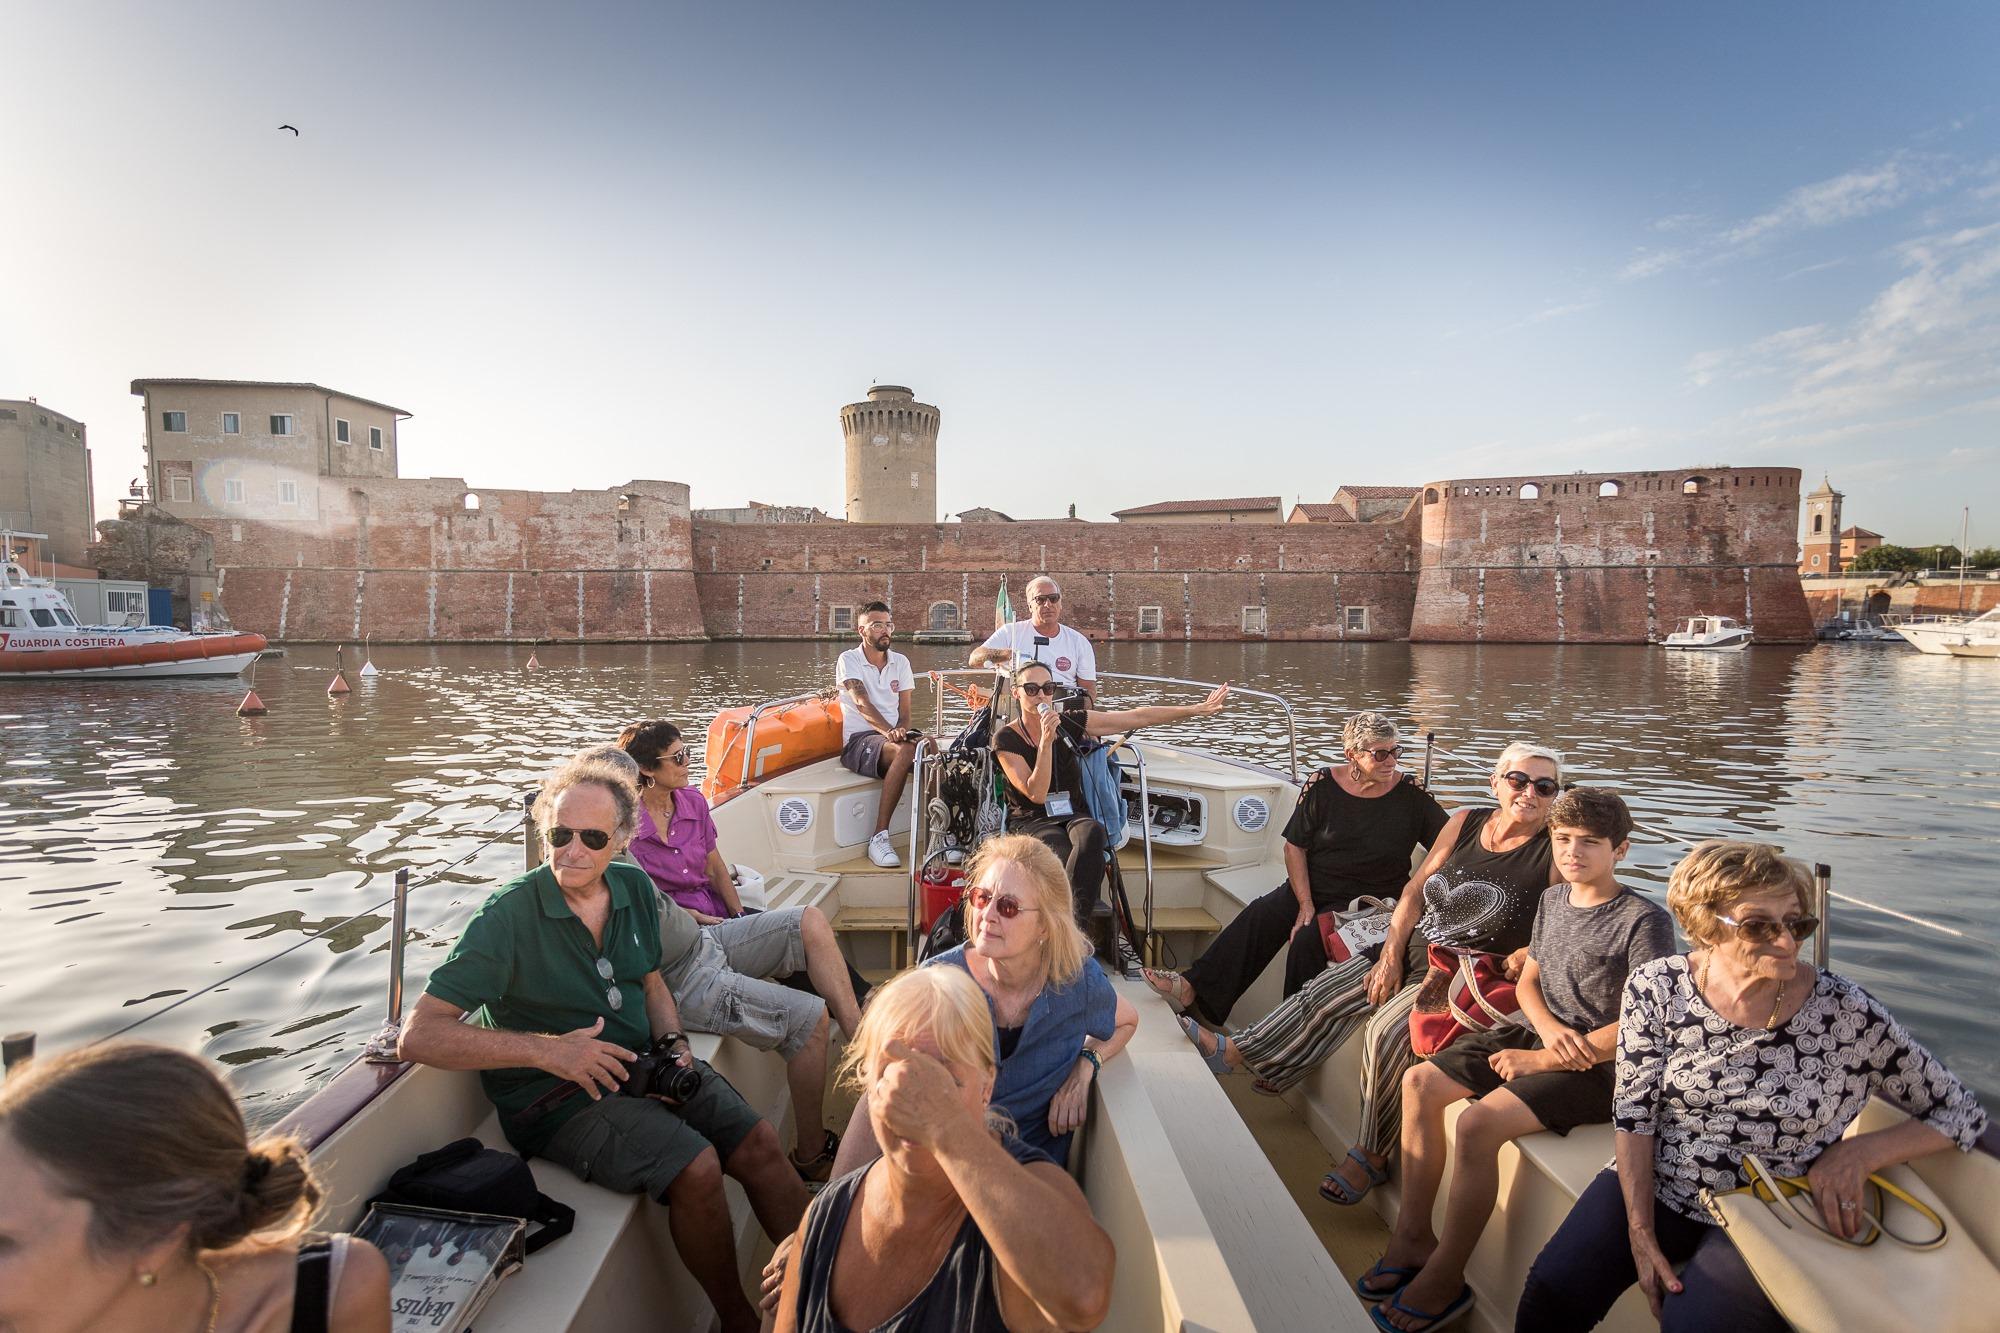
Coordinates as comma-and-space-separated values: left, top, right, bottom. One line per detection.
279, 124, 299, 135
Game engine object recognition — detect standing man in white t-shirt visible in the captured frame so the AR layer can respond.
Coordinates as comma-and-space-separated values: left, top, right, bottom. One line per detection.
968, 575, 1098, 704
836, 600, 918, 868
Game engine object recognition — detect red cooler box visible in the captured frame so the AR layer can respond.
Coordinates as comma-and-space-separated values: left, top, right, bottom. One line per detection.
920, 864, 968, 932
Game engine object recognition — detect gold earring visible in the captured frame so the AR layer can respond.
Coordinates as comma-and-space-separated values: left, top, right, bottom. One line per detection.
138, 1272, 158, 1287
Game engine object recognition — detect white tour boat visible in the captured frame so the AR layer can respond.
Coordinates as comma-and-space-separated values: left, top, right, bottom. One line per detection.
1660, 614, 1752, 651
235, 669, 1997, 1333
0, 561, 265, 680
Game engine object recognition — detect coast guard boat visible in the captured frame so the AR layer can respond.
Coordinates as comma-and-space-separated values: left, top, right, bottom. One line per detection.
0, 561, 265, 679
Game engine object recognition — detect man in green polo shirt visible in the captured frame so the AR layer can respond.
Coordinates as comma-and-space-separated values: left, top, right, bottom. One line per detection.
400, 756, 805, 1333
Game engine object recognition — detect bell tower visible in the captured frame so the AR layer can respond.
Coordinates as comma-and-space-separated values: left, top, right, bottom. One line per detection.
1801, 476, 1844, 575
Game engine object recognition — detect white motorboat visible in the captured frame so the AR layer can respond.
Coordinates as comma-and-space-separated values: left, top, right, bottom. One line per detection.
0, 562, 265, 679
1660, 614, 1752, 651
67, 670, 1998, 1333
1896, 607, 2000, 656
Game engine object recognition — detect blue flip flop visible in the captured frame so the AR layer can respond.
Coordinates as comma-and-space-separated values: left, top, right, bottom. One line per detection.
1369, 1283, 1473, 1332
1177, 1014, 1233, 1074
1353, 1259, 1419, 1303
1319, 1147, 1390, 1205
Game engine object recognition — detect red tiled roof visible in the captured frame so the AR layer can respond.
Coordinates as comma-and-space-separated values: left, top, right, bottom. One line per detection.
1334, 485, 1419, 499
1840, 526, 1882, 539
1113, 496, 1282, 516
1288, 503, 1354, 522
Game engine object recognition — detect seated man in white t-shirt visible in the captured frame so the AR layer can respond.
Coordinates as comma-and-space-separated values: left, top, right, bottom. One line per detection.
836, 601, 918, 868
968, 576, 1098, 705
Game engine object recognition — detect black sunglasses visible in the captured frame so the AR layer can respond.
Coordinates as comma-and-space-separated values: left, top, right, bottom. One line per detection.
1500, 771, 1561, 799
663, 748, 690, 766
1030, 593, 1061, 604
969, 888, 1039, 919
548, 826, 611, 851
1716, 911, 1820, 945
1017, 681, 1061, 697
1357, 745, 1403, 762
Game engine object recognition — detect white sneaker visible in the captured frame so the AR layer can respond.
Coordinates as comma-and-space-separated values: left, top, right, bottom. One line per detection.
867, 831, 902, 868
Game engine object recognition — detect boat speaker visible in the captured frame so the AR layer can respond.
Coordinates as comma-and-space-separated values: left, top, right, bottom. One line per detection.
1233, 795, 1271, 832
775, 798, 814, 836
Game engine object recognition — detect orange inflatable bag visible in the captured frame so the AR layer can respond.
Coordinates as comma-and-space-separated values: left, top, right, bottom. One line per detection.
703, 696, 846, 805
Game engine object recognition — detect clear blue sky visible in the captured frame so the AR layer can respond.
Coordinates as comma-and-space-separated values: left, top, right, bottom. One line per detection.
3, 1, 1997, 547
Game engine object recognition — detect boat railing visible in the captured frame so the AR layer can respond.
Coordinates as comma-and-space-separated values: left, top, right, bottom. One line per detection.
734, 688, 840, 790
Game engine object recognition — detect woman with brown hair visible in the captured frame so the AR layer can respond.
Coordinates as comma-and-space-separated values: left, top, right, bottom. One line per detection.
0, 1041, 390, 1332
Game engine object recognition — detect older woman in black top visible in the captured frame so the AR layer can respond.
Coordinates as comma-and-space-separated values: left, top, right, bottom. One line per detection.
1144, 711, 1449, 1027
1518, 841, 1988, 1331
992, 660, 1229, 926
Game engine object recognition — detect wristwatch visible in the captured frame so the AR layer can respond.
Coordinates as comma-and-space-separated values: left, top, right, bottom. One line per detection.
1079, 1047, 1102, 1077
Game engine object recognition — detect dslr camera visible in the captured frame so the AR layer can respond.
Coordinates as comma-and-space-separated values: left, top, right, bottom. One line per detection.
618, 1035, 704, 1106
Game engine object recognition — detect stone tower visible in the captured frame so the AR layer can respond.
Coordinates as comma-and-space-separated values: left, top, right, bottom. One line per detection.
1801, 476, 1844, 575
842, 385, 939, 524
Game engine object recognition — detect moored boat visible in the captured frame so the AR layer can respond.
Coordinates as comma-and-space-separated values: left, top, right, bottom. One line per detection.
1660, 614, 1752, 651
0, 561, 265, 679
1890, 607, 2000, 655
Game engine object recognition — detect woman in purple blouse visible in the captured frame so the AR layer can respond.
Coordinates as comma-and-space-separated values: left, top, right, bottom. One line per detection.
620, 719, 738, 922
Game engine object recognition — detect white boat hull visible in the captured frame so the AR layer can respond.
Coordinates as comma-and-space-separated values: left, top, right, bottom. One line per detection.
0, 649, 262, 680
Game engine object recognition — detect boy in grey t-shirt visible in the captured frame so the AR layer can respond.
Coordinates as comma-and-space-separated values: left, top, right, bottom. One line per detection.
1357, 788, 1673, 1328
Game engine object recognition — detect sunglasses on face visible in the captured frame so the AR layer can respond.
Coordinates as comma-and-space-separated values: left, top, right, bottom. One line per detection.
1030, 593, 1061, 604
1500, 771, 1561, 799
1357, 746, 1402, 762
594, 955, 623, 1011
1716, 911, 1820, 945
969, 888, 1040, 919
1017, 681, 1060, 697
548, 826, 612, 851
663, 748, 690, 766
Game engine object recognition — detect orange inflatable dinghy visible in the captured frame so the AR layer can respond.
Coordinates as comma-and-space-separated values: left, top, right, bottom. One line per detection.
703, 696, 846, 805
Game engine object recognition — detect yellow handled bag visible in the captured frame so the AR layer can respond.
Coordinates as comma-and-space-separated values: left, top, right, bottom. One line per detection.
1700, 1153, 2000, 1333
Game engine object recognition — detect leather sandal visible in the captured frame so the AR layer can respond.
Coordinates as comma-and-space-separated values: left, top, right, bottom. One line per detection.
1177, 1014, 1235, 1074
1141, 967, 1194, 1009
790, 1129, 839, 1184
1318, 1147, 1389, 1205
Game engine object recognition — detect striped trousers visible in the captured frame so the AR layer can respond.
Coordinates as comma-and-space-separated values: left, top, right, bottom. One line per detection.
1228, 947, 1427, 1159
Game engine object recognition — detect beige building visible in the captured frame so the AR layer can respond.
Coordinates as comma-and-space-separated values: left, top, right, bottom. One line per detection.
842, 385, 939, 524
1112, 496, 1283, 524
693, 500, 842, 524
1288, 486, 1418, 525
131, 379, 408, 525
0, 398, 95, 572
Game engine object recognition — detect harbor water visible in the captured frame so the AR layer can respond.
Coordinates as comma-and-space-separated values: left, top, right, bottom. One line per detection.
2, 640, 1996, 1126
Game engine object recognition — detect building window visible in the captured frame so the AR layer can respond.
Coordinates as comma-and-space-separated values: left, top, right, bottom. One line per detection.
464, 493, 480, 511
278, 480, 299, 505
106, 589, 145, 618
1138, 605, 1164, 634
1242, 606, 1268, 635
269, 414, 293, 435
1683, 475, 1707, 494
335, 418, 350, 443
1518, 482, 1541, 499
223, 479, 245, 504
1345, 606, 1369, 632
221, 412, 240, 434
169, 475, 192, 503
162, 411, 187, 432
829, 606, 855, 633
909, 470, 920, 490
1813, 514, 1824, 534
1811, 555, 1821, 567
1598, 480, 1622, 497
370, 426, 384, 450
928, 601, 961, 631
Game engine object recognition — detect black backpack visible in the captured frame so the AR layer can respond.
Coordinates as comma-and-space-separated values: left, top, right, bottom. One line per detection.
369, 1138, 575, 1254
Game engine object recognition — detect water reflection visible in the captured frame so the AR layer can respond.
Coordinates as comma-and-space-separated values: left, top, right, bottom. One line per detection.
0, 640, 1994, 1125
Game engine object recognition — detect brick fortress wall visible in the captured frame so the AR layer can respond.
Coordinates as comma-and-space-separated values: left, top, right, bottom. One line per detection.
691, 518, 1420, 640
204, 479, 704, 642
1409, 468, 1813, 643
190, 464, 1813, 644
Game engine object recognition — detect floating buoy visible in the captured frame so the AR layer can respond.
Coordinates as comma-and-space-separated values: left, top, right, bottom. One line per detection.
359, 635, 379, 676
525, 652, 541, 671
236, 689, 268, 716
327, 672, 350, 695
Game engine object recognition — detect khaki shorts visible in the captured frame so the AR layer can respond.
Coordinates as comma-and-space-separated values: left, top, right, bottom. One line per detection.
665, 907, 825, 1060
540, 1065, 763, 1202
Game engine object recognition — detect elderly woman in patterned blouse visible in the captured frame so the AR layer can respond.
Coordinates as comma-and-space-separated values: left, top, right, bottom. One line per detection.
1517, 841, 1988, 1332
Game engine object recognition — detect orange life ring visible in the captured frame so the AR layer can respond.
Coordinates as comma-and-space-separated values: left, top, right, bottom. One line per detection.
703, 695, 845, 805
